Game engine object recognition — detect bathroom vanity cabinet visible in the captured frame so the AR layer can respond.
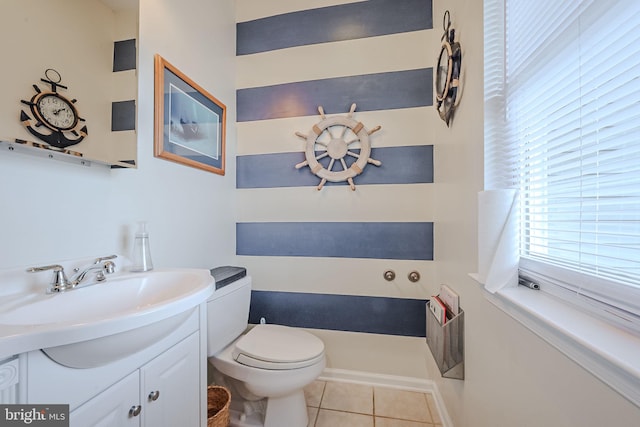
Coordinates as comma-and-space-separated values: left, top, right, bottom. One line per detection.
73, 369, 140, 426
72, 333, 199, 426
0, 263, 214, 426
21, 305, 207, 427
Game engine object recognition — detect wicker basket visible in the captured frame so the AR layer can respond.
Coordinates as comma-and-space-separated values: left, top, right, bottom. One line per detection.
207, 386, 231, 427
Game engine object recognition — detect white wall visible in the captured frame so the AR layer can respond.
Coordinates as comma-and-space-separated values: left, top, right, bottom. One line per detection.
431, 0, 640, 426
0, 0, 237, 272
110, 0, 237, 270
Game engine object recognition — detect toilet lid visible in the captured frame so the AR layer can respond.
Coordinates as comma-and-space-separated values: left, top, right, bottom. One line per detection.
232, 324, 324, 370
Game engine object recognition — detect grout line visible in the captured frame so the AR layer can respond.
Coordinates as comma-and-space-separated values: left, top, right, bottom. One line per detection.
372, 383, 376, 418
313, 381, 326, 427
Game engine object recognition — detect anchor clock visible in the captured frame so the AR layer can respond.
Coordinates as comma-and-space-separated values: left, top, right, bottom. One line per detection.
20, 69, 88, 149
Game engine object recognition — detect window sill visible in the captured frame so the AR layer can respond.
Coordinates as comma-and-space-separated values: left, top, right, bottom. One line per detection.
470, 274, 640, 408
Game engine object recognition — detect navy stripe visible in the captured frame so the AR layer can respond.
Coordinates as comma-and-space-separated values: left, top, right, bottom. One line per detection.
237, 0, 433, 55
237, 145, 433, 188
237, 69, 433, 122
237, 222, 433, 260
113, 39, 136, 72
249, 291, 427, 337
111, 160, 136, 168
111, 100, 136, 131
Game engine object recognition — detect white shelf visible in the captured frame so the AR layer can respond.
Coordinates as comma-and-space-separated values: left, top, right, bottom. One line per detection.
0, 139, 135, 169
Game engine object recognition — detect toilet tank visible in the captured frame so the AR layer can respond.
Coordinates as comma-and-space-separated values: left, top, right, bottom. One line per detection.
206, 276, 252, 356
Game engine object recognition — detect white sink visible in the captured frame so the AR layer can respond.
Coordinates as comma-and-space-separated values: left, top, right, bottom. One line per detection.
0, 265, 214, 364
0, 270, 210, 326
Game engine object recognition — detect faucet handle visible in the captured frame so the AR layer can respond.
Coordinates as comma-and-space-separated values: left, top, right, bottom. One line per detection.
26, 264, 64, 273
26, 264, 71, 292
94, 260, 116, 281
94, 255, 117, 278
94, 254, 117, 264
103, 261, 116, 274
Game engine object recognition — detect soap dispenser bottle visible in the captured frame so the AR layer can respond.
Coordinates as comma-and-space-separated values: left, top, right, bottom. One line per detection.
131, 221, 153, 272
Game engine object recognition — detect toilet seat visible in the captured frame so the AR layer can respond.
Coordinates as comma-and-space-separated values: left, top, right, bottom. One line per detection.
232, 324, 325, 370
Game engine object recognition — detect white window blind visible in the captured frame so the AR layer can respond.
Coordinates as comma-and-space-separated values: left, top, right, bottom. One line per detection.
485, 0, 640, 323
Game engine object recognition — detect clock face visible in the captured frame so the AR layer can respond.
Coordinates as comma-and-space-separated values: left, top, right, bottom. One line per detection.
35, 93, 78, 131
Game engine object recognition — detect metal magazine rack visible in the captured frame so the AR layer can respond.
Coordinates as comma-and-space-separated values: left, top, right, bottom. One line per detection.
426, 301, 464, 380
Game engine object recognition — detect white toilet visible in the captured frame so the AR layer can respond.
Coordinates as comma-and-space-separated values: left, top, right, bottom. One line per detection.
206, 275, 326, 427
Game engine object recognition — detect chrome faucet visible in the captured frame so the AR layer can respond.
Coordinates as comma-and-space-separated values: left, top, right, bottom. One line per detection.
71, 255, 117, 284
27, 255, 117, 293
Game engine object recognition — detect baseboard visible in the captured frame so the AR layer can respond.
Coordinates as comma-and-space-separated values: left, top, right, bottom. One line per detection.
318, 368, 453, 427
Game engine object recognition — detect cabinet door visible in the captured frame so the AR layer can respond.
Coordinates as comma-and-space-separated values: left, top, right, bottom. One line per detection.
71, 370, 140, 427
141, 333, 200, 427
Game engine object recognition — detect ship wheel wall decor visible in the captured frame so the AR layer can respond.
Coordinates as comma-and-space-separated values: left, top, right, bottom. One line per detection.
435, 10, 462, 127
295, 103, 381, 191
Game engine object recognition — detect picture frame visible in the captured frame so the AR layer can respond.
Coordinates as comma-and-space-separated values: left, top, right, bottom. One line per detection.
154, 54, 226, 175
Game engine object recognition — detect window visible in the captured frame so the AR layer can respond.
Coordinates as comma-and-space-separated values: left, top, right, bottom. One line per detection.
485, 0, 640, 329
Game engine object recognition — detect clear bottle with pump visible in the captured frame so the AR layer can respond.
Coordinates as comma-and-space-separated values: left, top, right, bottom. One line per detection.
131, 221, 153, 272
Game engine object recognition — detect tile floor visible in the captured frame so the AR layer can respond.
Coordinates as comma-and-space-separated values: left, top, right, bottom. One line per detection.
304, 380, 443, 427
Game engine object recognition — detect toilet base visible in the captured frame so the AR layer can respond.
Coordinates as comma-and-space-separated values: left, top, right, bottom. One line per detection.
263, 389, 308, 427
228, 390, 308, 427
228, 408, 262, 427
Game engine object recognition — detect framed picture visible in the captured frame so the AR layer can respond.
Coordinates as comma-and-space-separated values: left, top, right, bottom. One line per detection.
154, 54, 226, 175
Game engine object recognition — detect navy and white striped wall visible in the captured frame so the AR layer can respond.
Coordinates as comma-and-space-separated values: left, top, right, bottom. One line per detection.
237, 145, 433, 188
237, 69, 433, 122
236, 0, 434, 338
249, 291, 427, 337
111, 38, 136, 167
237, 222, 433, 260
237, 0, 433, 55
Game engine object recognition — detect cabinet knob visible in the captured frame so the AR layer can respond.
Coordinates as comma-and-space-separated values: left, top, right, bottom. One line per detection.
148, 390, 160, 401
129, 405, 142, 417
